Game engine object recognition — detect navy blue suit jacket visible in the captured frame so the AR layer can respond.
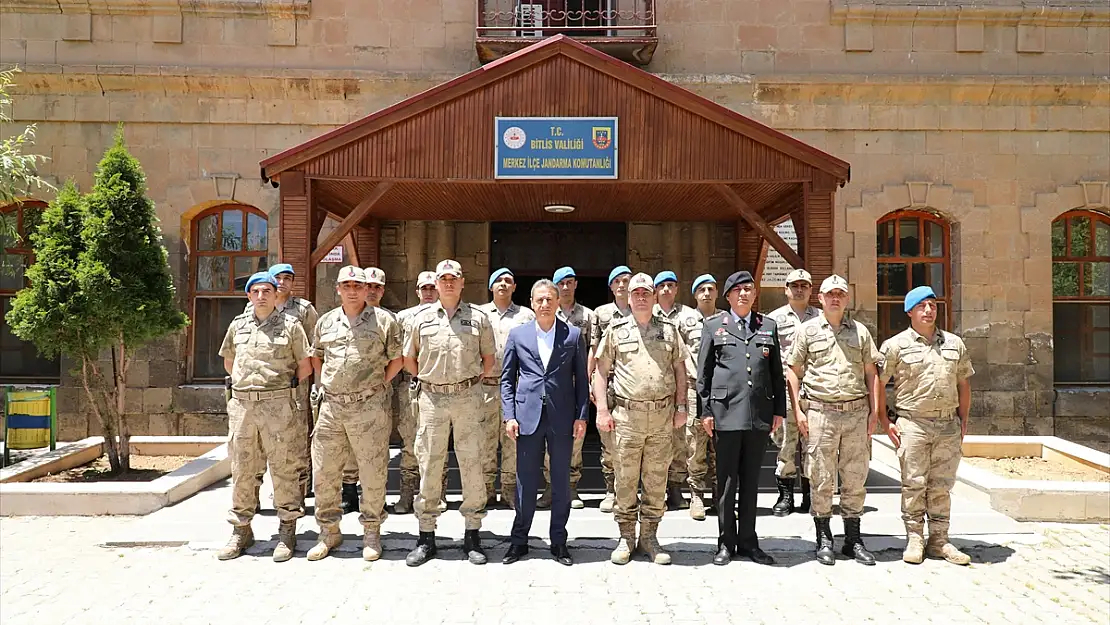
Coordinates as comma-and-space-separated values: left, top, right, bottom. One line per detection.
500, 318, 589, 436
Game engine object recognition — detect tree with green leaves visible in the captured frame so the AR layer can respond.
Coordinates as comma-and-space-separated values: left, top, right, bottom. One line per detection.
1, 67, 54, 240
7, 128, 188, 472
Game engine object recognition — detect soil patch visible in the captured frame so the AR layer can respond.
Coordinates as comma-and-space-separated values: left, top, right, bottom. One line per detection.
31, 455, 192, 483
964, 456, 1110, 483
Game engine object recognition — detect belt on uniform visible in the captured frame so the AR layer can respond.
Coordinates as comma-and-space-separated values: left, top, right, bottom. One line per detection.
898, 407, 958, 420
231, 388, 295, 401
481, 377, 500, 386
613, 396, 673, 411
323, 383, 385, 405
423, 376, 480, 394
806, 396, 869, 411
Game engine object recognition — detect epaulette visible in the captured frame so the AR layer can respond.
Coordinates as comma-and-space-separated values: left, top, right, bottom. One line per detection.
705, 311, 725, 322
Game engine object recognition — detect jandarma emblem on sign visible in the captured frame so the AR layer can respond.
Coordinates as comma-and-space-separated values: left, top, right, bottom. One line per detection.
495, 117, 618, 180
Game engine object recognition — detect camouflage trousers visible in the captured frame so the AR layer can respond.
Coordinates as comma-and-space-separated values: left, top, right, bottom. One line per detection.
805, 401, 870, 518
312, 392, 391, 532
774, 405, 808, 478
295, 385, 312, 495
896, 411, 963, 537
391, 376, 420, 489
482, 382, 515, 493
612, 403, 673, 525
227, 395, 308, 526
684, 388, 717, 493
414, 384, 487, 531
341, 385, 393, 486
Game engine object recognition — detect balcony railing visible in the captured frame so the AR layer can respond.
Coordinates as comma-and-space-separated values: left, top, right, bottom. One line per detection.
476, 0, 658, 66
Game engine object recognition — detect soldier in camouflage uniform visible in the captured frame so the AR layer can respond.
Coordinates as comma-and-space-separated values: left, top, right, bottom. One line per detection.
652, 270, 702, 512
394, 271, 449, 515
478, 268, 535, 509
217, 271, 313, 562
686, 274, 723, 520
244, 263, 318, 503
877, 286, 973, 566
767, 268, 821, 517
404, 259, 496, 567
305, 266, 404, 562
589, 265, 634, 513
786, 275, 881, 566
594, 273, 689, 566
540, 266, 594, 510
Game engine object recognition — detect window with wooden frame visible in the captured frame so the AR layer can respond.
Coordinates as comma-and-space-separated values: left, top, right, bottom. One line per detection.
875, 210, 951, 344
189, 205, 268, 381
1051, 210, 1110, 384
0, 201, 61, 383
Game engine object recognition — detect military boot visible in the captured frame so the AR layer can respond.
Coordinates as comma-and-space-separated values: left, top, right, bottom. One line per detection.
599, 474, 616, 513
536, 485, 553, 509
610, 522, 636, 565
216, 525, 254, 561
903, 531, 925, 565
666, 483, 688, 510
463, 529, 488, 565
362, 528, 382, 561
841, 517, 875, 566
341, 482, 360, 515
569, 484, 584, 509
797, 477, 812, 513
406, 532, 437, 567
814, 517, 835, 566
273, 520, 298, 562
926, 532, 971, 566
394, 478, 415, 515
772, 476, 795, 517
501, 480, 516, 511
688, 486, 706, 521
637, 521, 672, 565
306, 529, 343, 561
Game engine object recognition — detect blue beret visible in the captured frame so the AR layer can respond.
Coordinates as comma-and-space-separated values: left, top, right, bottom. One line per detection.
245, 271, 278, 293
268, 263, 295, 277
553, 266, 576, 284
654, 270, 678, 287
904, 286, 937, 313
723, 271, 754, 294
488, 267, 513, 290
691, 274, 716, 294
608, 265, 633, 285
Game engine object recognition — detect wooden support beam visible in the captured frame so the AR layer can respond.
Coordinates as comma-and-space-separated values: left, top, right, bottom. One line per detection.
716, 184, 805, 270
310, 182, 393, 266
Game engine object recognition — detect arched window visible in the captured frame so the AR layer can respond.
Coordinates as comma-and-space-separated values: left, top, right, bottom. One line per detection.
0, 201, 61, 383
1052, 210, 1110, 384
189, 205, 268, 381
875, 210, 951, 343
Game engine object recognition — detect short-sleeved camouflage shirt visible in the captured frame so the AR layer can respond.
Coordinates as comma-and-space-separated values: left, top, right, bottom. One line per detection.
245, 296, 318, 346
768, 304, 821, 370
219, 310, 311, 391
878, 327, 974, 415
591, 302, 632, 352
313, 305, 403, 394
403, 301, 495, 385
786, 313, 879, 402
595, 315, 690, 401
557, 302, 594, 340
654, 303, 705, 381
478, 302, 535, 377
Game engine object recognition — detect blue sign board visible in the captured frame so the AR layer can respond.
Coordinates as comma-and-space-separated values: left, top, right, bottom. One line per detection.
494, 117, 618, 179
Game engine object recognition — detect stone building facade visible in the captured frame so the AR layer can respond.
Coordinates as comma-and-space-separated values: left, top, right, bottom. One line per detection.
0, 0, 1107, 449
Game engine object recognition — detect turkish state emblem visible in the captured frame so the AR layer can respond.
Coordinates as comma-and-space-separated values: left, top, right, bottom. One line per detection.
592, 127, 612, 150
762, 346, 770, 357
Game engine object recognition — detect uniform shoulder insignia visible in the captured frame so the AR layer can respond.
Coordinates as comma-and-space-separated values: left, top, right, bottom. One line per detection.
805, 325, 818, 337
898, 336, 911, 348
684, 316, 697, 327
706, 311, 725, 321
617, 327, 630, 340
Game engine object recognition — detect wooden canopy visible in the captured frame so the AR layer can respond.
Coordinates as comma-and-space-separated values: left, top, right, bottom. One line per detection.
259, 35, 850, 298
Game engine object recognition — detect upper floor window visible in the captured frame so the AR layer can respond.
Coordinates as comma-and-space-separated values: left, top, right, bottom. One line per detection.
189, 205, 268, 381
1052, 210, 1110, 384
0, 202, 61, 383
876, 210, 951, 344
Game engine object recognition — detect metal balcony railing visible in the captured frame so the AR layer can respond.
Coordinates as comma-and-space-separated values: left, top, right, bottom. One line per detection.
477, 0, 658, 41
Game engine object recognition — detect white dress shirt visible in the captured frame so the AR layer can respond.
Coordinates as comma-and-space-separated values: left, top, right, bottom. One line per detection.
536, 321, 556, 369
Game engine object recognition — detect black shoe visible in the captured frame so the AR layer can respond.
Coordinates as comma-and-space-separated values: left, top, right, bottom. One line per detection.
814, 518, 835, 566
406, 532, 437, 567
712, 545, 732, 566
665, 484, 687, 510
738, 546, 775, 566
463, 529, 487, 565
842, 518, 876, 565
798, 477, 811, 513
502, 544, 528, 565
550, 544, 573, 566
772, 477, 795, 517
341, 483, 359, 515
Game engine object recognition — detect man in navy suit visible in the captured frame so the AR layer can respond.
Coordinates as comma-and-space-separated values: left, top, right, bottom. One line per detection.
500, 279, 589, 566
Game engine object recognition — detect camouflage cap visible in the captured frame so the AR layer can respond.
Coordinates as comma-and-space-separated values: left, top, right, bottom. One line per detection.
819, 274, 849, 294
337, 265, 368, 284
363, 267, 386, 285
627, 272, 655, 293
416, 271, 437, 288
785, 268, 812, 285
436, 259, 463, 278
